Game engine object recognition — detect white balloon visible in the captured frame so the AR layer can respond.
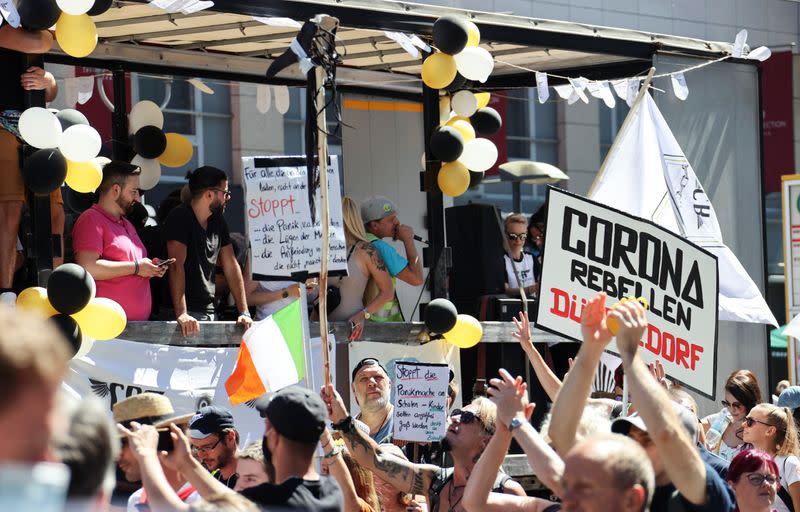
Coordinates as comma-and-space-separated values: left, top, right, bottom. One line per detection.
56, 0, 94, 15
451, 90, 478, 117
132, 155, 162, 190
458, 138, 498, 172
18, 107, 62, 149
454, 47, 494, 83
73, 335, 95, 359
59, 125, 101, 162
93, 156, 111, 168
128, 100, 164, 134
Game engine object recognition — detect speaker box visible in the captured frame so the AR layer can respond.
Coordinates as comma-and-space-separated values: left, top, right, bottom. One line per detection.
446, 203, 506, 306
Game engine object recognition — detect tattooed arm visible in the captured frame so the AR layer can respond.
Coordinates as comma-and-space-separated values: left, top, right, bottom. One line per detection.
361, 242, 394, 316
321, 384, 439, 494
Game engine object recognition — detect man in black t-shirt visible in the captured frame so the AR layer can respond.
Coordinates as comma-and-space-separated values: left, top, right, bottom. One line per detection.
164, 166, 252, 336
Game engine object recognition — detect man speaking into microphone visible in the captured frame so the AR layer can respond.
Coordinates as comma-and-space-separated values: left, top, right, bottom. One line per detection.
361, 195, 423, 322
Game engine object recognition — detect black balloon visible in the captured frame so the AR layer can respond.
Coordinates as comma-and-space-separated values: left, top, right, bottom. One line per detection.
444, 73, 467, 93
47, 263, 96, 315
55, 109, 90, 131
429, 126, 464, 162
470, 107, 502, 136
468, 170, 484, 189
87, 0, 114, 16
425, 298, 458, 333
51, 314, 82, 357
22, 148, 67, 194
133, 125, 167, 159
433, 15, 469, 56
64, 187, 96, 214
17, 0, 61, 31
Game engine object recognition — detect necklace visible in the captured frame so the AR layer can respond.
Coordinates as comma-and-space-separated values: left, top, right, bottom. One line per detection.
446, 480, 465, 512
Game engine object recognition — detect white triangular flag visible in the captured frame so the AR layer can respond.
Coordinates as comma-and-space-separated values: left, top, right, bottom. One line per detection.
256, 84, 271, 114
535, 72, 549, 104
554, 84, 573, 100
747, 46, 771, 62
732, 29, 748, 58
784, 312, 800, 339
587, 81, 615, 108
252, 16, 301, 28
63, 77, 79, 107
409, 35, 431, 53
671, 73, 688, 101
589, 93, 778, 326
273, 85, 290, 115
384, 31, 420, 59
181, 1, 213, 14
77, 76, 94, 105
625, 78, 639, 107
0, 0, 21, 28
568, 78, 589, 104
612, 79, 628, 100
567, 91, 581, 105
188, 78, 214, 94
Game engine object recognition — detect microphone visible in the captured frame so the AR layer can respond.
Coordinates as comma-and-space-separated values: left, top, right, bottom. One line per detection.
413, 234, 430, 245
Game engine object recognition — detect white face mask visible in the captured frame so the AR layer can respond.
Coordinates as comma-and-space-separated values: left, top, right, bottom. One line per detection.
0, 462, 71, 512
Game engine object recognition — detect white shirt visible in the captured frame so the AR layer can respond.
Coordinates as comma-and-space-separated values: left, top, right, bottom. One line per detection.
504, 252, 535, 289
774, 454, 800, 512
127, 482, 200, 512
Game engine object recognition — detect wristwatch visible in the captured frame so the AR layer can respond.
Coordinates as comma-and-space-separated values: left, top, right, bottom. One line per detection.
239, 310, 251, 318
509, 417, 528, 432
362, 309, 371, 320
282, 288, 289, 299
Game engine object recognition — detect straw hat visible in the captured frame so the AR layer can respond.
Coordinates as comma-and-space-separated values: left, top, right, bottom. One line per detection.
112, 392, 193, 428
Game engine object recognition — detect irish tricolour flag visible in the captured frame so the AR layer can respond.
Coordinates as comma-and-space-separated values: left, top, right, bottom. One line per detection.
225, 300, 305, 405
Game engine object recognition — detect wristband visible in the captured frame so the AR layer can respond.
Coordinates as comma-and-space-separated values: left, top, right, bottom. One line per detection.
239, 310, 251, 318
331, 415, 354, 433
133, 260, 140, 275
322, 447, 340, 459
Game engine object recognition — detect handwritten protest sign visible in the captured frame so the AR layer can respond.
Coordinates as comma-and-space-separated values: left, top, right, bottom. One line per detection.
536, 187, 719, 398
243, 155, 347, 279
392, 362, 449, 442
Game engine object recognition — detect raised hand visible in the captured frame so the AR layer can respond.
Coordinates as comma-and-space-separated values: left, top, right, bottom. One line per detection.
609, 299, 647, 359
580, 292, 612, 347
320, 383, 349, 423
487, 368, 534, 428
648, 360, 670, 390
511, 311, 533, 353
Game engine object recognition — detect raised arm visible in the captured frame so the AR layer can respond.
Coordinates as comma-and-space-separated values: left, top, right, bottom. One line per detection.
612, 301, 708, 505
163, 424, 235, 500
512, 312, 563, 402
320, 429, 362, 512
548, 293, 611, 455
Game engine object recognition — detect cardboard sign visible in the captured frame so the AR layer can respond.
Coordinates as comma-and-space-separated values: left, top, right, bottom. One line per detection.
392, 362, 449, 442
243, 155, 347, 280
536, 187, 719, 398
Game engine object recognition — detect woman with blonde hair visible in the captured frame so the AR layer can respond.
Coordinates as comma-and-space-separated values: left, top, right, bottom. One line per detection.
328, 196, 393, 340
742, 403, 800, 511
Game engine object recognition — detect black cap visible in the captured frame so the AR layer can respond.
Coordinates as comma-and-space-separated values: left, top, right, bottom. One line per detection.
189, 406, 236, 439
255, 386, 327, 444
351, 357, 388, 382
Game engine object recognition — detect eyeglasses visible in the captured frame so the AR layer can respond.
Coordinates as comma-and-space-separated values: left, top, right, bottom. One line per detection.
191, 436, 222, 455
450, 408, 493, 434
746, 473, 778, 486
744, 416, 773, 428
507, 233, 527, 241
721, 400, 745, 410
211, 188, 231, 199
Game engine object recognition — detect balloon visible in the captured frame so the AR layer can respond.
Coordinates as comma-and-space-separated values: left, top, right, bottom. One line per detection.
63, 186, 95, 214
87, 0, 113, 16
438, 96, 451, 126
443, 314, 483, 348
474, 92, 491, 109
74, 335, 95, 359
158, 133, 193, 167
451, 90, 478, 117
56, 13, 98, 58
448, 119, 475, 143
129, 100, 164, 133
468, 170, 484, 188
433, 15, 469, 55
437, 161, 470, 197
23, 148, 67, 194
51, 314, 82, 356
131, 155, 162, 191
17, 0, 61, 30
455, 46, 494, 83
429, 126, 464, 162
444, 72, 468, 93
18, 107, 62, 149
458, 138, 498, 172
56, 0, 94, 15
445, 115, 470, 126
466, 21, 481, 47
470, 107, 502, 136
421, 53, 457, 90
72, 297, 127, 340
59, 124, 101, 162
133, 125, 167, 159
16, 287, 58, 317
65, 159, 102, 193
425, 298, 458, 333
55, 109, 89, 131
48, 263, 96, 315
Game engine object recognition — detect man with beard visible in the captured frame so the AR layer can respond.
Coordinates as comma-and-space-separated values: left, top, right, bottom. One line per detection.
164, 166, 252, 335
351, 358, 394, 443
188, 406, 239, 489
73, 161, 166, 320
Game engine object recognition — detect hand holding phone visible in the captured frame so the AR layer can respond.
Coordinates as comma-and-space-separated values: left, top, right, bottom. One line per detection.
157, 258, 177, 267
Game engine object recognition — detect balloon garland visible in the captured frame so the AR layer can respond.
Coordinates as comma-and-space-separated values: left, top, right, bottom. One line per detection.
424, 297, 483, 349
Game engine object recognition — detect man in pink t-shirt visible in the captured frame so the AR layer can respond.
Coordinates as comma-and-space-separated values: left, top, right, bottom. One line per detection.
72, 161, 168, 320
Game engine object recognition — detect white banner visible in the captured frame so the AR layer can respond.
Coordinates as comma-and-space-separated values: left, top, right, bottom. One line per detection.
536, 187, 719, 398
64, 336, 334, 447
242, 155, 347, 280
392, 362, 449, 442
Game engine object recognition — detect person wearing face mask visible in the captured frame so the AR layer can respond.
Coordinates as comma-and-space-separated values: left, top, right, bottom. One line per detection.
727, 449, 781, 512
164, 166, 252, 336
73, 161, 166, 321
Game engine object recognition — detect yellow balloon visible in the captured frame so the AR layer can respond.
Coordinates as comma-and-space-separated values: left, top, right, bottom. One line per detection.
474, 92, 491, 109
445, 115, 469, 126
449, 119, 475, 143
421, 53, 458, 90
16, 287, 58, 318
72, 297, 127, 340
65, 159, 102, 193
158, 133, 194, 167
437, 161, 470, 197
443, 314, 483, 348
466, 21, 481, 47
56, 13, 97, 58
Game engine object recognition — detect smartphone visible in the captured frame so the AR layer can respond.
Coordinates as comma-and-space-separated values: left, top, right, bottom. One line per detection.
157, 429, 174, 452
157, 258, 176, 267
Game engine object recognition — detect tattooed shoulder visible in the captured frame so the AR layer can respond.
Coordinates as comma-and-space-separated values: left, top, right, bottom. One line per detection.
362, 241, 387, 272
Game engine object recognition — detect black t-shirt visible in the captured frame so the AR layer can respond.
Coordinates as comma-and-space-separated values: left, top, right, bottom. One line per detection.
240, 475, 343, 511
164, 204, 231, 313
650, 462, 734, 512
0, 48, 27, 111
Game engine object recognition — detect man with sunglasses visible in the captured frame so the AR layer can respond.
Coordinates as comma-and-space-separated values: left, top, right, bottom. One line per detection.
188, 406, 239, 489
503, 214, 538, 298
164, 165, 252, 336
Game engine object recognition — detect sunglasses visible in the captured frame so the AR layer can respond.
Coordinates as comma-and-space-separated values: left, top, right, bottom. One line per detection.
191, 436, 222, 455
745, 473, 777, 486
744, 416, 773, 428
450, 408, 492, 433
721, 400, 744, 410
507, 233, 527, 241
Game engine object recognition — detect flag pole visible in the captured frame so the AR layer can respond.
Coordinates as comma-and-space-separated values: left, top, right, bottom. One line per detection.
315, 63, 333, 389
587, 67, 656, 197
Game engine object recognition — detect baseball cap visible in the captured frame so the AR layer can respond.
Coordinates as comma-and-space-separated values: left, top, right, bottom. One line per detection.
361, 196, 397, 223
351, 357, 388, 381
189, 406, 236, 440
612, 402, 697, 440
255, 386, 327, 444
778, 386, 800, 410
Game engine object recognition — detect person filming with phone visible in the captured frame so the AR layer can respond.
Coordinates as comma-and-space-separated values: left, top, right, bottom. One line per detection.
73, 160, 168, 320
